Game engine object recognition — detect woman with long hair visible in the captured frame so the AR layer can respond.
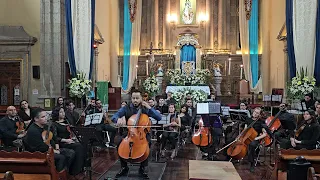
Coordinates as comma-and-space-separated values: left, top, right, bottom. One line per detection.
18, 100, 34, 127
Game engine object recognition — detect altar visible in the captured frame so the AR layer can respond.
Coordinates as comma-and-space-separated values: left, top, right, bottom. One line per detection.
166, 86, 210, 95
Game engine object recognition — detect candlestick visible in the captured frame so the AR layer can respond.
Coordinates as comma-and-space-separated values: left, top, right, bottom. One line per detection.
228, 58, 231, 75
146, 60, 149, 76
240, 65, 243, 79
136, 65, 138, 79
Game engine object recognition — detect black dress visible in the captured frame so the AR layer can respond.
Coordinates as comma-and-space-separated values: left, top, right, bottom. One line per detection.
53, 121, 85, 175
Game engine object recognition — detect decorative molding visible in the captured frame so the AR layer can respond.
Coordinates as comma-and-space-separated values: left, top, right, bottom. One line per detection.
277, 22, 287, 41
0, 26, 37, 46
176, 33, 200, 46
129, 0, 137, 22
244, 0, 252, 20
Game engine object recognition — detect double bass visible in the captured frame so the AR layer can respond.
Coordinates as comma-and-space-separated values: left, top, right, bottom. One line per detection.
118, 108, 151, 163
192, 118, 212, 147
226, 120, 258, 160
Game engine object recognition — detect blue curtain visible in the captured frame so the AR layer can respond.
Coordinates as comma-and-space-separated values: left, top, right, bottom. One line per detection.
180, 45, 196, 62
249, 0, 259, 87
65, 0, 77, 77
122, 0, 132, 91
286, 0, 296, 79
89, 0, 95, 80
314, 1, 320, 85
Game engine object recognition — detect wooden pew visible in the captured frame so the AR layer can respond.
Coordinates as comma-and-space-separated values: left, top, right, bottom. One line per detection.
0, 148, 67, 180
274, 148, 320, 179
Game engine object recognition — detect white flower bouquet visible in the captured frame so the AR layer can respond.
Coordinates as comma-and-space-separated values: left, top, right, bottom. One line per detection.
287, 67, 316, 100
165, 69, 211, 85
143, 75, 159, 96
172, 88, 207, 105
67, 72, 92, 98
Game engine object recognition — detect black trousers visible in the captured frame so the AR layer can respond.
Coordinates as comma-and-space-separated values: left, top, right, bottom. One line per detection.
117, 132, 151, 168
54, 153, 66, 172
60, 142, 85, 175
161, 131, 178, 150
59, 148, 75, 173
95, 124, 117, 144
199, 128, 223, 154
248, 140, 259, 164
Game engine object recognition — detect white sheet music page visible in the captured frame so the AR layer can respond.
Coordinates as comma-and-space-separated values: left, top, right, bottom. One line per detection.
197, 103, 209, 114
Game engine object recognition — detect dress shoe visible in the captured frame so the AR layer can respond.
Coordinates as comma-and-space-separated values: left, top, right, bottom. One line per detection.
115, 166, 129, 178
139, 167, 149, 179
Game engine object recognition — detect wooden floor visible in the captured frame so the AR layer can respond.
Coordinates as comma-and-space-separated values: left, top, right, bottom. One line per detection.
71, 142, 275, 180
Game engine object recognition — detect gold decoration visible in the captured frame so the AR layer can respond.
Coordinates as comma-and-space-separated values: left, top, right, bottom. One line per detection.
244, 0, 252, 20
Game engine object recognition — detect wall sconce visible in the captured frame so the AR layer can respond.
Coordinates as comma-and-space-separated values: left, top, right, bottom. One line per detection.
167, 14, 177, 28
198, 13, 208, 28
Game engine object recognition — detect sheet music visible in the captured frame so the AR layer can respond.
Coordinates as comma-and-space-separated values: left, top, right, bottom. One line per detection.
263, 95, 271, 101
221, 106, 230, 116
229, 109, 251, 118
197, 103, 209, 114
84, 113, 103, 126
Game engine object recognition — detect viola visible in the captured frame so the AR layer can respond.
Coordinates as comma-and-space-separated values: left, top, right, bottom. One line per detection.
15, 117, 25, 134
226, 120, 258, 160
192, 118, 212, 147
261, 109, 283, 146
294, 122, 307, 138
42, 119, 53, 146
118, 108, 151, 163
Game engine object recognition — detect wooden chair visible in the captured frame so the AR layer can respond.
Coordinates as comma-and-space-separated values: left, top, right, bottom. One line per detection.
0, 147, 67, 180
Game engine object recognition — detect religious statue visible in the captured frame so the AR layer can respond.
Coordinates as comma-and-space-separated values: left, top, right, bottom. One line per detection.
213, 63, 222, 96
156, 64, 164, 92
182, 0, 194, 24
156, 64, 164, 77
213, 66, 222, 77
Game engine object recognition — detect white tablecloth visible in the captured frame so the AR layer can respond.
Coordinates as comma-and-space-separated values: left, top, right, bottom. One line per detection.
166, 86, 210, 94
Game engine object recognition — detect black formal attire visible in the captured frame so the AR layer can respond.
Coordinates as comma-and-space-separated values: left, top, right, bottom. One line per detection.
24, 123, 75, 172
274, 111, 296, 144
86, 107, 117, 145
18, 108, 33, 122
301, 99, 316, 111
165, 98, 176, 105
156, 105, 168, 114
188, 107, 197, 131
0, 116, 20, 146
161, 113, 179, 150
244, 118, 272, 165
281, 120, 320, 150
52, 121, 85, 175
111, 104, 162, 168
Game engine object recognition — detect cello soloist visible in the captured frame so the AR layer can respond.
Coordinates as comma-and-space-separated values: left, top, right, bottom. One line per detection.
111, 89, 162, 179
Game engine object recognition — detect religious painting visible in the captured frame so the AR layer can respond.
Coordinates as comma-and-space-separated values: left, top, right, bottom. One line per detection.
180, 0, 196, 25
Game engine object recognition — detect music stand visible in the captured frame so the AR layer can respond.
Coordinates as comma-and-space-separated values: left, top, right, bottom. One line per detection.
71, 126, 103, 180
84, 113, 103, 126
229, 109, 250, 122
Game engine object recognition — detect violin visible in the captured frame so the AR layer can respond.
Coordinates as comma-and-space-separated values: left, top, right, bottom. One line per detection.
15, 116, 25, 134
261, 108, 283, 146
192, 117, 212, 147
294, 122, 307, 138
42, 118, 53, 145
226, 120, 258, 160
118, 107, 151, 163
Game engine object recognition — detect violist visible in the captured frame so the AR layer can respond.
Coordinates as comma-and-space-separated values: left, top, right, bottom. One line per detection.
111, 89, 161, 179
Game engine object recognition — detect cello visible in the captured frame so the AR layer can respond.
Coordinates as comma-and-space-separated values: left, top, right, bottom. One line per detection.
118, 108, 151, 163
226, 120, 258, 160
261, 108, 283, 146
192, 117, 212, 147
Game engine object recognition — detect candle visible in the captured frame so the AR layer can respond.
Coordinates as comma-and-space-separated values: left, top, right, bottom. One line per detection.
146, 60, 149, 76
136, 65, 138, 79
240, 65, 243, 79
228, 58, 231, 75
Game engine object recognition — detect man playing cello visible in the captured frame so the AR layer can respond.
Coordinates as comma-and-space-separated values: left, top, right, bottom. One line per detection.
111, 89, 162, 179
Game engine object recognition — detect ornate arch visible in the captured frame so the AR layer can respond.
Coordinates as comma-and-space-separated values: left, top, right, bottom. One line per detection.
176, 34, 199, 47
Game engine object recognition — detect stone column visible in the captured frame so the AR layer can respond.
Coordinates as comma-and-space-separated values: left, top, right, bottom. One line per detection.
39, 0, 67, 100
196, 48, 201, 69
213, 0, 219, 51
175, 48, 180, 69
153, 0, 159, 48
205, 0, 213, 49
218, 0, 227, 50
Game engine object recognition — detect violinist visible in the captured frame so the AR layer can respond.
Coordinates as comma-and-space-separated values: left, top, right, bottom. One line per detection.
243, 107, 271, 172
280, 109, 320, 150
18, 100, 33, 127
65, 100, 83, 126
0, 106, 26, 147
160, 104, 181, 158
51, 107, 85, 175
315, 103, 320, 124
274, 103, 296, 144
24, 108, 75, 172
111, 89, 162, 179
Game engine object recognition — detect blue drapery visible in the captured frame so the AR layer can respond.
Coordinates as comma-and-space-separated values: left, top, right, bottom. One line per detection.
65, 0, 77, 77
180, 45, 196, 63
89, 0, 95, 80
248, 0, 259, 87
315, 1, 320, 85
122, 0, 132, 91
286, 0, 296, 79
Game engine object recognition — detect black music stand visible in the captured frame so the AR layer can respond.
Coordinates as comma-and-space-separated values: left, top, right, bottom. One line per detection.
71, 126, 103, 180
229, 109, 250, 122
84, 113, 103, 127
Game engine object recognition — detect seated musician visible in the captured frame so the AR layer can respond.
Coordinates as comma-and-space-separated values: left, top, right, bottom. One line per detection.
186, 99, 197, 131
86, 99, 117, 148
160, 104, 180, 158
239, 102, 248, 110
51, 107, 85, 175
243, 107, 272, 172
24, 108, 75, 172
156, 97, 168, 114
111, 89, 162, 179
179, 104, 192, 139
301, 93, 316, 111
280, 109, 320, 150
0, 106, 26, 147
316, 103, 320, 123
18, 100, 34, 127
274, 103, 296, 144
65, 100, 83, 126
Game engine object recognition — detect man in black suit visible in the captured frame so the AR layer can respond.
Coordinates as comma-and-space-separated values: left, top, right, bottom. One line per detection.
301, 93, 316, 111
65, 100, 83, 126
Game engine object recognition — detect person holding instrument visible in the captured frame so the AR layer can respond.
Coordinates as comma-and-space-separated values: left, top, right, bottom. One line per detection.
24, 108, 75, 172
111, 89, 162, 179
280, 109, 320, 150
243, 107, 271, 172
274, 103, 295, 144
18, 100, 34, 127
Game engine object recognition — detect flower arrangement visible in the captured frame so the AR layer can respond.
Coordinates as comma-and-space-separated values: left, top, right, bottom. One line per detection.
287, 67, 316, 100
172, 88, 207, 105
143, 75, 159, 97
67, 72, 92, 98
165, 69, 211, 85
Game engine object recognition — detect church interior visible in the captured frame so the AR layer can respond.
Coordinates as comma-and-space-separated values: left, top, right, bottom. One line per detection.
1, 0, 320, 180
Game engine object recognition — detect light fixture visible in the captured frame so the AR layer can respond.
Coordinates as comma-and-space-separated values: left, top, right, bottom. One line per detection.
167, 14, 177, 28
198, 13, 208, 28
